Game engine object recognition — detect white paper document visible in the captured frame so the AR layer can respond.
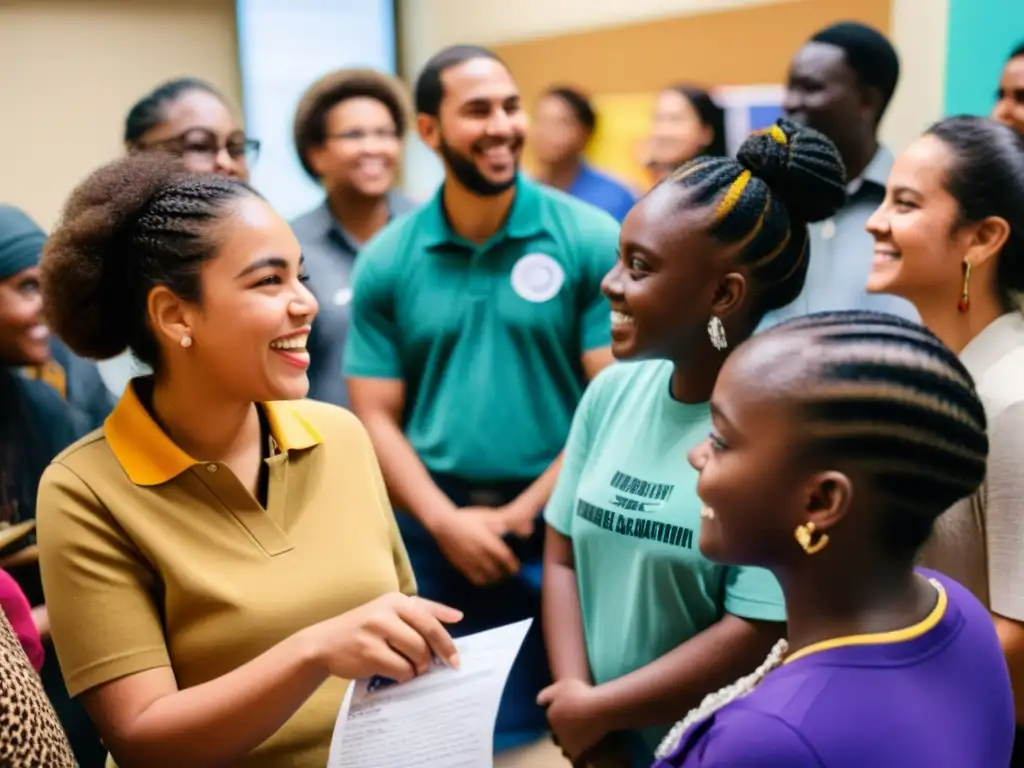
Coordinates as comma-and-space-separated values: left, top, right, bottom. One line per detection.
326, 619, 533, 768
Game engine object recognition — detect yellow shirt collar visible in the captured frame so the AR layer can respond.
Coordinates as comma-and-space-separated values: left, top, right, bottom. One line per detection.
105, 379, 322, 486
783, 578, 948, 665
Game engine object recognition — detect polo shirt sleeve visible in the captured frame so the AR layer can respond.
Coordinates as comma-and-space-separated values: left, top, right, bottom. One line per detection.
691, 709, 823, 766
343, 239, 402, 380
723, 564, 786, 623
545, 367, 611, 536
36, 462, 169, 697
574, 210, 620, 354
986, 401, 1024, 622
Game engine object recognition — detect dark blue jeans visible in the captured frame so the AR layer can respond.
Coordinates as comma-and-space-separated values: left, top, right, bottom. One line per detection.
396, 474, 549, 753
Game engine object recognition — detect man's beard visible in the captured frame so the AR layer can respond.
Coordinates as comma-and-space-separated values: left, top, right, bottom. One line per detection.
439, 135, 519, 197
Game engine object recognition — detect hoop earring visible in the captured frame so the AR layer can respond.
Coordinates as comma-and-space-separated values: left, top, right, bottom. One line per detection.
958, 261, 971, 313
180, 335, 193, 349
707, 316, 728, 351
795, 522, 829, 555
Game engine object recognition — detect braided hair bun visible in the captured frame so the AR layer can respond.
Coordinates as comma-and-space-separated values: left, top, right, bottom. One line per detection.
41, 152, 255, 364
665, 118, 847, 316
737, 119, 847, 224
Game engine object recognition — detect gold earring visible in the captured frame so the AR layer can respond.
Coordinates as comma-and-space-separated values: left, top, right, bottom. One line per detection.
958, 261, 971, 313
795, 522, 829, 555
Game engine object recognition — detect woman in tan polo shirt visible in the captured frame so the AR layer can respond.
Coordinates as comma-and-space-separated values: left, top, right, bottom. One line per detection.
866, 115, 1024, 753
35, 152, 461, 768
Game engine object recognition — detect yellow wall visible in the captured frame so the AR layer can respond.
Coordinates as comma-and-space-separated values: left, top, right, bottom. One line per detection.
0, 0, 242, 229
398, 0, 948, 197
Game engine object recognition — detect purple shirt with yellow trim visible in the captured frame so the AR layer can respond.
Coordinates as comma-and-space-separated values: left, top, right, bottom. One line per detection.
654, 571, 1014, 767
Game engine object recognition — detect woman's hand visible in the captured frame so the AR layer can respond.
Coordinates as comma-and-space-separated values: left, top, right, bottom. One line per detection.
538, 678, 610, 762
307, 593, 462, 682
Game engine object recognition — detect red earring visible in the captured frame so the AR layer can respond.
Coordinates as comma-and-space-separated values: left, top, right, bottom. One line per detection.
958, 261, 971, 313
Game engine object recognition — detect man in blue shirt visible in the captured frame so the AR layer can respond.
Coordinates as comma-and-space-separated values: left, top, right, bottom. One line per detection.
531, 86, 637, 221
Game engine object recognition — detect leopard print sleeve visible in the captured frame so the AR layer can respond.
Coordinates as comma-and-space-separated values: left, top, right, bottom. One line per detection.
0, 609, 78, 767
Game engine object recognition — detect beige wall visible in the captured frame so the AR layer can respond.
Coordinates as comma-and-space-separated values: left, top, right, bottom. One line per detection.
1, 0, 946, 223
0, 0, 241, 229
885, 0, 949, 152
398, 0, 949, 192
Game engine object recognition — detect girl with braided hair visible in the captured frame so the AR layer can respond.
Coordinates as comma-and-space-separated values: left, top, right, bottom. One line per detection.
654, 310, 1013, 767
538, 118, 847, 767
34, 152, 462, 767
101, 78, 262, 405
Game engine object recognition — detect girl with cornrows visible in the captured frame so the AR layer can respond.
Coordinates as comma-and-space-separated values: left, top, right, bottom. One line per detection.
539, 119, 847, 767
866, 115, 1024, 760
35, 153, 460, 767
653, 310, 1013, 767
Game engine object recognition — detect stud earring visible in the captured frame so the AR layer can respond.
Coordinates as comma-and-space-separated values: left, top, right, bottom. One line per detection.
958, 261, 971, 313
795, 521, 829, 555
180, 335, 193, 349
707, 316, 727, 351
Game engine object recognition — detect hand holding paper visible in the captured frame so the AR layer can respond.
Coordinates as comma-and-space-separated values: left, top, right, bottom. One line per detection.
308, 593, 462, 683
327, 619, 533, 768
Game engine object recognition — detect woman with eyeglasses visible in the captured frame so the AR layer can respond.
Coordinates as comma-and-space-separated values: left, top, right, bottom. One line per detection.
124, 77, 260, 181
100, 78, 263, 397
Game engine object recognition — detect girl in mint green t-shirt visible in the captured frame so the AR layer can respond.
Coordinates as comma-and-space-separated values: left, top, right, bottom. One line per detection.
538, 119, 848, 767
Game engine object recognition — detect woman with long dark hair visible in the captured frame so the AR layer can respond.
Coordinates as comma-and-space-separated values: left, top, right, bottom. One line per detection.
866, 114, 1024, 760
643, 85, 726, 186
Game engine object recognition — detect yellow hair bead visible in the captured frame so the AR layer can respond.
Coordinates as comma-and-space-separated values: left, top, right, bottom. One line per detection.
752, 124, 788, 146
715, 170, 752, 220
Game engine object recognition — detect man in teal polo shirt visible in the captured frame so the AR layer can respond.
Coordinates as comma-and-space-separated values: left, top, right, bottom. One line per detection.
345, 44, 618, 763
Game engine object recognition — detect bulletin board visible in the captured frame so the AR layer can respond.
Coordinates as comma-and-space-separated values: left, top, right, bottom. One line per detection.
498, 0, 891, 190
